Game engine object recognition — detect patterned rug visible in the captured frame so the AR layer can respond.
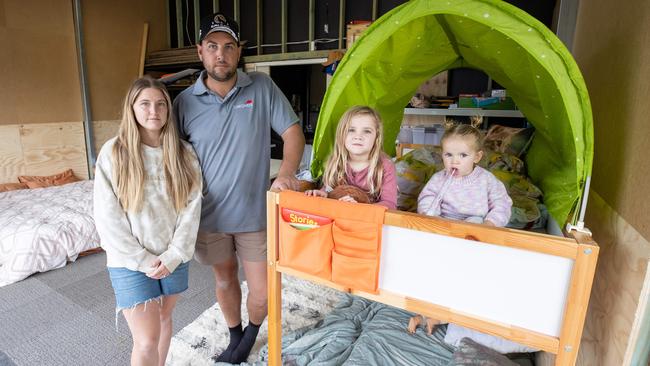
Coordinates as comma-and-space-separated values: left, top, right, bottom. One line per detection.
166, 275, 342, 365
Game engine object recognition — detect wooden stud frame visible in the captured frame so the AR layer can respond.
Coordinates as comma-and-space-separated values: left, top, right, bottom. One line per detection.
266, 191, 599, 365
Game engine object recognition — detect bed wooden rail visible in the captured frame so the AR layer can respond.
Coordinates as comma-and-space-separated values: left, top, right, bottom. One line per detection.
266, 191, 598, 365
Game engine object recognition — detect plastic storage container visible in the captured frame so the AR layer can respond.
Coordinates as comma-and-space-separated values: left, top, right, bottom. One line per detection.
411, 126, 442, 145
412, 127, 426, 144
398, 126, 413, 144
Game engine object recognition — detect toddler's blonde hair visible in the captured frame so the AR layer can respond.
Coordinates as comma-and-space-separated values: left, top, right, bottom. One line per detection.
441, 116, 485, 152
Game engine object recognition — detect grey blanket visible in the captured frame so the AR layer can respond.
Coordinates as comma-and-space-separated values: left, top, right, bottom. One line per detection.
259, 295, 455, 366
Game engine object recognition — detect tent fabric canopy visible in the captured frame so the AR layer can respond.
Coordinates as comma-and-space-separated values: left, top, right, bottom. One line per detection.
311, 0, 593, 226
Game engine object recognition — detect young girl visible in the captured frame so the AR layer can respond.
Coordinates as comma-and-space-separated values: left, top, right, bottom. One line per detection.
407, 117, 512, 334
306, 105, 397, 209
94, 76, 202, 366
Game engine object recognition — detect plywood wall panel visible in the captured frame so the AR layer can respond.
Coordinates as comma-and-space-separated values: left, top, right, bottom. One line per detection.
0, 0, 81, 125
92, 120, 120, 154
577, 191, 650, 365
0, 122, 89, 183
20, 122, 88, 180
0, 125, 25, 181
573, 0, 650, 239
82, 0, 168, 121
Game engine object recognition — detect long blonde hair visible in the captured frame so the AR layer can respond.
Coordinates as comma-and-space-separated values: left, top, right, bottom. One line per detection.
322, 106, 385, 197
111, 76, 199, 213
441, 116, 485, 152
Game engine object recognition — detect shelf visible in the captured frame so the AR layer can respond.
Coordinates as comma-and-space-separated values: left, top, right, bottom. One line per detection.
404, 108, 524, 118
144, 48, 338, 71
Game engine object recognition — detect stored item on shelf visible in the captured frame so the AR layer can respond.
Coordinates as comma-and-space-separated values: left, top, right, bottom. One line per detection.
409, 93, 430, 108
491, 89, 507, 98
458, 97, 476, 108
458, 96, 517, 110
412, 127, 425, 144
482, 96, 516, 110
158, 68, 200, 85
398, 126, 413, 144
346, 21, 372, 49
472, 97, 500, 107
412, 126, 442, 145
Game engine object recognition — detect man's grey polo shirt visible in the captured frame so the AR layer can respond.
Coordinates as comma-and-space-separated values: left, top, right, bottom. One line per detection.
174, 70, 298, 233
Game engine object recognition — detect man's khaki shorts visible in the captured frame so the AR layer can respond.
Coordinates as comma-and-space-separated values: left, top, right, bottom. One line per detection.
194, 230, 267, 264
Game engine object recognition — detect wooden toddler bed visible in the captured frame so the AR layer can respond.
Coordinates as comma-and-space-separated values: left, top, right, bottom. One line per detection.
266, 191, 598, 365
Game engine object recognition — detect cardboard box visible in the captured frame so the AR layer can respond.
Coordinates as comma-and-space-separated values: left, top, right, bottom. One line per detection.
346, 21, 372, 49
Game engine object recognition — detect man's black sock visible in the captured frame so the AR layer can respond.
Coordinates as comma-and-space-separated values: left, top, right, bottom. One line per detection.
230, 321, 261, 363
214, 323, 243, 362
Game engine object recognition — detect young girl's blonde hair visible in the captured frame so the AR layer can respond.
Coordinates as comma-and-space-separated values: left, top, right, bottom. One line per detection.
111, 76, 200, 213
322, 105, 385, 198
441, 116, 485, 152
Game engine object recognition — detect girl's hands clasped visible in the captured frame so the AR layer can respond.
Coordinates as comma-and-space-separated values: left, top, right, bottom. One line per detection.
147, 258, 171, 279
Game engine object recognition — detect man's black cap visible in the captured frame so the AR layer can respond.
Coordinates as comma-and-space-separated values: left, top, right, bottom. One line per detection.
199, 13, 240, 43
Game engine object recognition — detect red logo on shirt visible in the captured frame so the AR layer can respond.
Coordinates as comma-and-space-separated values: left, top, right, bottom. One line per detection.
234, 99, 254, 109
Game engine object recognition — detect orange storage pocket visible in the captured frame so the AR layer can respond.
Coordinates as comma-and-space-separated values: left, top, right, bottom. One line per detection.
332, 219, 379, 258
278, 220, 333, 280
331, 251, 378, 293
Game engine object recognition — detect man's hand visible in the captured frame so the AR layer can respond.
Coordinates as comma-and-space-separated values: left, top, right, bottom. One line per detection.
270, 174, 300, 191
270, 124, 305, 192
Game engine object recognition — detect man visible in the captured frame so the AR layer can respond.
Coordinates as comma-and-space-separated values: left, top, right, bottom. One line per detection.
173, 13, 305, 364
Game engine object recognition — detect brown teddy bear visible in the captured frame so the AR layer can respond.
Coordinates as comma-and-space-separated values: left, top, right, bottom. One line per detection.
328, 185, 372, 204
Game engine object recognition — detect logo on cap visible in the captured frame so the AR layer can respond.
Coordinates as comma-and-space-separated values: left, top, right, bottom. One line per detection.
200, 12, 240, 42
215, 14, 227, 24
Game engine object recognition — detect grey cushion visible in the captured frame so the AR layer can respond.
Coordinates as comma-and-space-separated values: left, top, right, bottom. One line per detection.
447, 337, 518, 366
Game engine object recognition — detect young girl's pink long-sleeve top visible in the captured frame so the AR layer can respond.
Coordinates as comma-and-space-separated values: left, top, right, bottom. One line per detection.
343, 155, 397, 209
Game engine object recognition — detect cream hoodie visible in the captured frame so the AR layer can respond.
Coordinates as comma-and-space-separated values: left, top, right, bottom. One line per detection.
93, 137, 202, 273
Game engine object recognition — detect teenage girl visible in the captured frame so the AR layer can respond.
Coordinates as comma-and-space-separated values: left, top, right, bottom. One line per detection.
408, 117, 512, 334
94, 76, 202, 366
306, 105, 397, 209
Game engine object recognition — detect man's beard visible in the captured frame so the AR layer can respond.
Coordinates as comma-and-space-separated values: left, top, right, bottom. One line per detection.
206, 66, 237, 83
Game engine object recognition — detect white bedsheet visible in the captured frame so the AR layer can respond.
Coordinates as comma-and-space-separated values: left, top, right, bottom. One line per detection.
0, 180, 100, 286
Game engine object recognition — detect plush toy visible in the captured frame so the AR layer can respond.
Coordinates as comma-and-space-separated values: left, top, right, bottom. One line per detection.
328, 185, 372, 204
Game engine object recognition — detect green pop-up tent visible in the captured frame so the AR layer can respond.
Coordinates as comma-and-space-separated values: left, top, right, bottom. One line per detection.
311, 0, 593, 227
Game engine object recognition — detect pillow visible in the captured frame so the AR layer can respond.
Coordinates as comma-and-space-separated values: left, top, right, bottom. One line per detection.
444, 324, 538, 354
395, 147, 441, 212
479, 150, 525, 174
18, 169, 80, 188
447, 337, 519, 366
0, 182, 29, 193
484, 125, 535, 158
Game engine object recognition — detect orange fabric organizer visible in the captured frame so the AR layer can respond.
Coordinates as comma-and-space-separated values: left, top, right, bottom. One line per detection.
278, 191, 386, 293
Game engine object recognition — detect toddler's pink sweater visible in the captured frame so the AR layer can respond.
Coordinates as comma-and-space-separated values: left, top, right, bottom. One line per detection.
417, 166, 512, 226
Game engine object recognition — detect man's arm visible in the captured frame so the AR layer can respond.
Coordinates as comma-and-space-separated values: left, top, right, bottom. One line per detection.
270, 123, 305, 191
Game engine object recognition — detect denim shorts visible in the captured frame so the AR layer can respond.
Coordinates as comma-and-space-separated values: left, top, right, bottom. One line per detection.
107, 262, 190, 310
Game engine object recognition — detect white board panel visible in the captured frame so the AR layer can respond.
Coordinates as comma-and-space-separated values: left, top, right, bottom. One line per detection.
378, 225, 573, 336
